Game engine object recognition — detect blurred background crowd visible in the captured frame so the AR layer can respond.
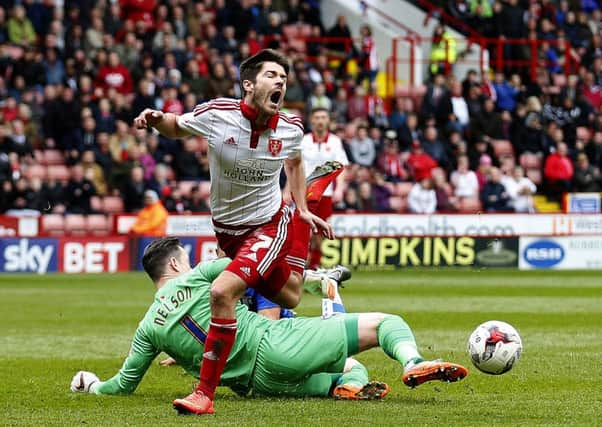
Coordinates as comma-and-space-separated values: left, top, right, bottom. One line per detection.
0, 0, 601, 221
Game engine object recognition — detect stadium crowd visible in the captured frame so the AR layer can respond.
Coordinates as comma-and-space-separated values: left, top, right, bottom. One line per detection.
0, 0, 601, 222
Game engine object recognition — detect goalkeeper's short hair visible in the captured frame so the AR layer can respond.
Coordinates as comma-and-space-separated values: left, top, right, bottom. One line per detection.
142, 237, 183, 282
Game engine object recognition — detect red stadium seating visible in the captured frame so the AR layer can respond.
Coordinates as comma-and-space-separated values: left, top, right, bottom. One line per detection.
86, 214, 112, 235
101, 196, 125, 214
576, 126, 592, 143
458, 197, 482, 213
90, 196, 103, 212
394, 182, 414, 197
492, 140, 514, 158
519, 153, 542, 169
42, 149, 65, 166
178, 180, 198, 198
526, 169, 542, 186
65, 214, 87, 235
42, 214, 65, 236
24, 164, 47, 180
388, 196, 407, 212
201, 181, 212, 198
47, 165, 70, 183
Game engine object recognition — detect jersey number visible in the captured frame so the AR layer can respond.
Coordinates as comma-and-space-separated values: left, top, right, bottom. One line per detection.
180, 314, 207, 344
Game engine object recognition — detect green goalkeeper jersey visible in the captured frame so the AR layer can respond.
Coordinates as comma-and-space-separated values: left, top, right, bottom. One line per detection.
94, 257, 272, 396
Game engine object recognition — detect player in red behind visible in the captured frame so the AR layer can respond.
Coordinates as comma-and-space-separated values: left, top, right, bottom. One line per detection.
297, 108, 349, 269
133, 49, 342, 415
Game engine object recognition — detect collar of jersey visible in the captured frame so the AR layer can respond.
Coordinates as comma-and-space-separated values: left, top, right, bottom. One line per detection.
240, 100, 279, 131
312, 131, 329, 143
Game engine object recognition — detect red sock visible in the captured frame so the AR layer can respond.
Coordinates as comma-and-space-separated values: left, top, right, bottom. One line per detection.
287, 210, 311, 274
309, 246, 322, 269
196, 317, 237, 400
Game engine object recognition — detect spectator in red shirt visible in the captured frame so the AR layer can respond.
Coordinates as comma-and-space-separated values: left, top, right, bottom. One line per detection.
120, 0, 156, 30
96, 52, 133, 95
407, 141, 438, 181
544, 142, 574, 200
378, 131, 408, 182
582, 71, 602, 110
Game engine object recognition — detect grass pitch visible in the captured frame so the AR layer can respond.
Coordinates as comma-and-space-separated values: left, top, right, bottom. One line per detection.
1, 269, 601, 426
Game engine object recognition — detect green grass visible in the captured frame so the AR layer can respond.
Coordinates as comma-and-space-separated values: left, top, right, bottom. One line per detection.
1, 269, 602, 426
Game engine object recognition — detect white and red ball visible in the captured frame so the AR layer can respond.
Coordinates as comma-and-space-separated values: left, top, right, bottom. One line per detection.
467, 320, 522, 375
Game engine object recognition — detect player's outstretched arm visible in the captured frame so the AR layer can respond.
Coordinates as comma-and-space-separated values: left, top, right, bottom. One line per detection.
70, 328, 159, 395
133, 109, 190, 139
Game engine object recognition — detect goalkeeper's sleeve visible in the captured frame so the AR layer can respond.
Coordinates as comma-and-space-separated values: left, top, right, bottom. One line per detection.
94, 326, 159, 395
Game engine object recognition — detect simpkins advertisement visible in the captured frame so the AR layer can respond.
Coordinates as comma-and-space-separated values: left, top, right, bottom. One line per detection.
321, 237, 519, 269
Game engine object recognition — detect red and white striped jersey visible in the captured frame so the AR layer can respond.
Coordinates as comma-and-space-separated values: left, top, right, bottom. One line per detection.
300, 131, 349, 196
177, 98, 304, 232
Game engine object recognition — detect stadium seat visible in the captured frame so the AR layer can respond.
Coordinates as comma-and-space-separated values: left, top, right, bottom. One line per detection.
42, 214, 65, 236
576, 126, 592, 143
178, 180, 198, 198
65, 214, 87, 235
492, 140, 514, 158
282, 24, 300, 39
42, 149, 65, 166
288, 39, 307, 54
90, 196, 103, 212
526, 169, 542, 185
458, 197, 482, 213
198, 181, 211, 198
553, 73, 567, 87
24, 164, 47, 180
47, 165, 70, 183
86, 214, 111, 235
33, 149, 44, 163
382, 181, 395, 195
165, 166, 176, 181
394, 182, 414, 197
388, 196, 407, 212
299, 23, 312, 37
519, 153, 542, 169
101, 196, 125, 214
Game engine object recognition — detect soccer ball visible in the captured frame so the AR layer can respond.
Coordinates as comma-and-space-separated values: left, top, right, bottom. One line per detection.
467, 320, 522, 375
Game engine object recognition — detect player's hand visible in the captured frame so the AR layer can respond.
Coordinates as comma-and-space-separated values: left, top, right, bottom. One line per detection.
159, 357, 177, 367
298, 209, 335, 239
70, 371, 100, 393
133, 108, 164, 129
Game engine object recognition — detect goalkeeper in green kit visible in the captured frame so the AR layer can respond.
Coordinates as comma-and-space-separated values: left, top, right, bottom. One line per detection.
70, 238, 468, 414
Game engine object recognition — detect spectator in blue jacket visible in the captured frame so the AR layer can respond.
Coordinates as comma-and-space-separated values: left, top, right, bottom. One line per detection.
492, 72, 518, 112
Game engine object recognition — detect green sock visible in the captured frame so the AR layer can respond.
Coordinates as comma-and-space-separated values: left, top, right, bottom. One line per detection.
377, 315, 424, 367
337, 361, 369, 389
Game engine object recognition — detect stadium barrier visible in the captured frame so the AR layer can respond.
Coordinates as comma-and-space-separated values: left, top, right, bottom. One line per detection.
1, 213, 602, 273
2, 234, 602, 273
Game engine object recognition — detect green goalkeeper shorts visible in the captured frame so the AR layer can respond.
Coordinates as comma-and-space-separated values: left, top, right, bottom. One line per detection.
250, 313, 359, 397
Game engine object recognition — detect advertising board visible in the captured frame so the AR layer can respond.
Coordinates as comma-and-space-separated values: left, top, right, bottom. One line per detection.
320, 236, 519, 269
519, 236, 602, 270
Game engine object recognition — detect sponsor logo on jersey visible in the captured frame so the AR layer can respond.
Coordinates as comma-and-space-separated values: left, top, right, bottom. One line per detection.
223, 158, 269, 183
268, 138, 282, 156
523, 240, 564, 268
224, 136, 237, 146
240, 266, 251, 276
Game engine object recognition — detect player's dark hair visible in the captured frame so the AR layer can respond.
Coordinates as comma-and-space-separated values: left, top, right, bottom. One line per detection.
142, 237, 183, 282
239, 49, 290, 97
310, 107, 330, 115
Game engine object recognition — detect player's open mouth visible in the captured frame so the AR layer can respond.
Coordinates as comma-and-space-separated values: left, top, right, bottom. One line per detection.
269, 91, 282, 105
